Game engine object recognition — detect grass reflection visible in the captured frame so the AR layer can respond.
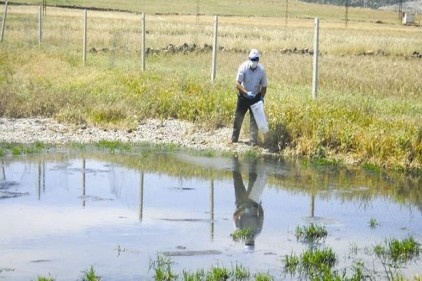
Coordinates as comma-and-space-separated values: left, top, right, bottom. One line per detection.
0, 142, 421, 211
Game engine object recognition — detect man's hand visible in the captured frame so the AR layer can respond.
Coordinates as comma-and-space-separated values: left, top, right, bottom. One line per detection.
246, 91, 255, 99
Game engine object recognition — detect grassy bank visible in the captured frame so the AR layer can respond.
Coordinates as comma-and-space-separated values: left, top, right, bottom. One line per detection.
0, 2, 421, 173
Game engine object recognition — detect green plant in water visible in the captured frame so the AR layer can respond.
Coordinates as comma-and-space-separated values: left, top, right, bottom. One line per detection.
295, 223, 328, 244
232, 263, 250, 280
283, 253, 300, 275
206, 265, 231, 281
96, 140, 131, 153
181, 268, 205, 281
254, 271, 274, 281
389, 237, 420, 264
11, 145, 24, 156
283, 248, 337, 279
149, 254, 178, 281
82, 266, 100, 281
369, 218, 379, 229
374, 237, 420, 280
348, 242, 359, 259
348, 261, 366, 281
9, 143, 45, 156
230, 227, 254, 243
309, 146, 339, 167
301, 248, 337, 275
68, 142, 87, 151
37, 276, 55, 281
244, 149, 259, 159
34, 141, 46, 151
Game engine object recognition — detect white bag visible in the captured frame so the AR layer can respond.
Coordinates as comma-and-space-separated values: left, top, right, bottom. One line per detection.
250, 100, 269, 134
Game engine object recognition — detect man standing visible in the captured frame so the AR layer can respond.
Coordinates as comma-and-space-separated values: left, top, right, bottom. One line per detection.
232, 48, 267, 146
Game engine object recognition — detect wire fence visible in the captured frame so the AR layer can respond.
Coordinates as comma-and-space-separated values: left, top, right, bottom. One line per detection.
0, 3, 322, 93
2, 3, 420, 99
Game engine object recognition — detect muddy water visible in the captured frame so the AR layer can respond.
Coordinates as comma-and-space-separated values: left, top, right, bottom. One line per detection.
0, 151, 421, 280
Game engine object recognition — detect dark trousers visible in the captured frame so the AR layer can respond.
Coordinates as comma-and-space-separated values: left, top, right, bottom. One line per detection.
233, 157, 258, 207
232, 93, 262, 144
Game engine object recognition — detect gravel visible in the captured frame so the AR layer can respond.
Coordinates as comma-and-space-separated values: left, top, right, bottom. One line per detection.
0, 118, 276, 156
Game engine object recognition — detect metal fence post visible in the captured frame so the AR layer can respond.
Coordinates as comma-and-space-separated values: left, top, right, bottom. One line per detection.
211, 15, 218, 83
312, 18, 319, 100
141, 12, 145, 71
1, 1, 8, 43
38, 6, 42, 45
83, 9, 87, 63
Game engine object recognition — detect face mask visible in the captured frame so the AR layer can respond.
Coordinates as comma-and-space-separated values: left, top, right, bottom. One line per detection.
250, 60, 258, 69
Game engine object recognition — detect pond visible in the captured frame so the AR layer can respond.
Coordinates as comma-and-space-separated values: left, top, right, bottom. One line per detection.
0, 149, 421, 280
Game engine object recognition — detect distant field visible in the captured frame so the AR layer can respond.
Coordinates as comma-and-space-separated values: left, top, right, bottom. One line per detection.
6, 0, 414, 24
1, 1, 421, 172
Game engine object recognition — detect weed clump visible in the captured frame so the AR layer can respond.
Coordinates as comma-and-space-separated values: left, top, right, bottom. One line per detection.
295, 223, 328, 244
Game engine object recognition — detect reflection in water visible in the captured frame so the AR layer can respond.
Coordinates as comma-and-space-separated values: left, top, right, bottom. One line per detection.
210, 178, 215, 241
37, 160, 46, 200
232, 157, 266, 251
139, 172, 144, 221
0, 151, 421, 280
82, 159, 86, 207
1, 161, 5, 180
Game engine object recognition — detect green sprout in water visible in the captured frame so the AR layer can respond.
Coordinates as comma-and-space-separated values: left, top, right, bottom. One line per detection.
181, 268, 206, 281
206, 266, 231, 281
0, 148, 6, 157
230, 227, 254, 243
149, 254, 178, 281
82, 266, 101, 281
254, 271, 274, 281
369, 218, 379, 229
375, 237, 421, 264
295, 223, 328, 244
232, 263, 250, 280
96, 140, 131, 153
37, 276, 55, 281
283, 253, 300, 275
301, 247, 337, 275
374, 236, 421, 280
283, 248, 337, 279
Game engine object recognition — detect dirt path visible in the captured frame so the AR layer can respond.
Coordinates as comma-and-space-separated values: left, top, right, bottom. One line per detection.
0, 118, 276, 156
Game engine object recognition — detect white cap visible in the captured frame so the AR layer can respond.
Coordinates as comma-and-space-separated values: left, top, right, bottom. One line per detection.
248, 49, 260, 59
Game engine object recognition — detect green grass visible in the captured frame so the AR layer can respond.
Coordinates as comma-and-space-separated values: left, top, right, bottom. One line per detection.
96, 140, 131, 153
36, 276, 55, 281
374, 237, 421, 265
36, 266, 99, 281
254, 272, 274, 281
149, 255, 179, 281
231, 227, 255, 243
373, 237, 421, 280
295, 223, 328, 244
3, 142, 47, 156
369, 218, 379, 229
81, 266, 100, 281
283, 248, 337, 278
